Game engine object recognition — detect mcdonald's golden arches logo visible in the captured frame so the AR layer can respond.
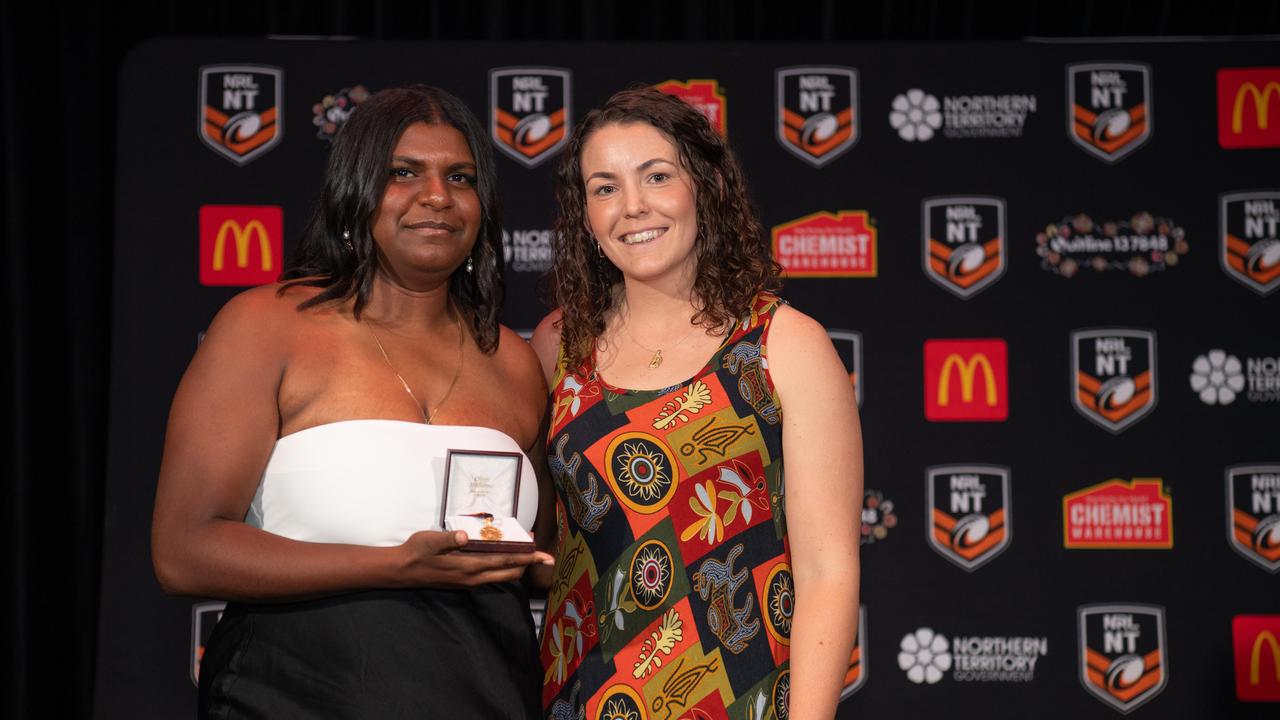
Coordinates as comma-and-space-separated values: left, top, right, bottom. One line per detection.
199, 205, 283, 286
923, 339, 1008, 421
1218, 68, 1280, 149
1233, 615, 1280, 701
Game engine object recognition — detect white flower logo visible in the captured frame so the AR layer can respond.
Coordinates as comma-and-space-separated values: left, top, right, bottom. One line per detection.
1190, 349, 1244, 405
889, 89, 942, 141
898, 627, 951, 684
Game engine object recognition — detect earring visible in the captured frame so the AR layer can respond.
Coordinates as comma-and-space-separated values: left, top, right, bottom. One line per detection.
465, 255, 474, 274
595, 241, 604, 257
342, 228, 353, 251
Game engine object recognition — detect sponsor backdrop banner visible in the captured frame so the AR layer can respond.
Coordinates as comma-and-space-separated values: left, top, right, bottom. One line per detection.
100, 38, 1278, 718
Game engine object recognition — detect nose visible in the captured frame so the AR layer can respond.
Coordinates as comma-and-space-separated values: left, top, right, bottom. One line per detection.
416, 176, 452, 209
622, 184, 649, 218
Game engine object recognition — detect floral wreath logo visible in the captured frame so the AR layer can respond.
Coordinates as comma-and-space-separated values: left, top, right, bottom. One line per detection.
898, 627, 951, 684
889, 89, 942, 142
861, 489, 897, 545
1189, 349, 1244, 405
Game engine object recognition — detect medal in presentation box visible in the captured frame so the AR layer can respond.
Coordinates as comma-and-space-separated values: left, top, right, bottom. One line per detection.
440, 449, 535, 553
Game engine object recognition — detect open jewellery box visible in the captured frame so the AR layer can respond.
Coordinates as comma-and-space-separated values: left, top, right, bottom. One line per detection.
440, 448, 536, 553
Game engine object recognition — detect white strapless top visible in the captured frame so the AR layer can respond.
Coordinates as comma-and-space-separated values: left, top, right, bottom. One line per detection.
246, 420, 538, 547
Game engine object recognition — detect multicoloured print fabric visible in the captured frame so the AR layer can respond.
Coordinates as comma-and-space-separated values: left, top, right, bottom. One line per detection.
540, 294, 793, 720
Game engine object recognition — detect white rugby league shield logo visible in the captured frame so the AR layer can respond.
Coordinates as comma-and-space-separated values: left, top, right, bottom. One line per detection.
1071, 328, 1158, 434
489, 67, 571, 168
925, 464, 1012, 572
1067, 62, 1152, 164
1226, 464, 1280, 573
921, 196, 1007, 299
827, 330, 863, 407
1220, 191, 1280, 296
1077, 603, 1168, 714
197, 64, 284, 166
775, 66, 859, 168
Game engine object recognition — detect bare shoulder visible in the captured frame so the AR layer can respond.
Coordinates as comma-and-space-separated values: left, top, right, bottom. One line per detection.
530, 308, 564, 385
767, 303, 833, 354
495, 324, 549, 399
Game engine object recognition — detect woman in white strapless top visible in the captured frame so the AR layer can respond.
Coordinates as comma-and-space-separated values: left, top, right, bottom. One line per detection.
152, 85, 554, 719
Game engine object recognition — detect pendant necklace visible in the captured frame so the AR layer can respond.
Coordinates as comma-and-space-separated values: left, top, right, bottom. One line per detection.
366, 307, 464, 424
622, 315, 700, 370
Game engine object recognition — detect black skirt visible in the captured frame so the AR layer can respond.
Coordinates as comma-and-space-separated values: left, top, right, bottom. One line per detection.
198, 584, 541, 719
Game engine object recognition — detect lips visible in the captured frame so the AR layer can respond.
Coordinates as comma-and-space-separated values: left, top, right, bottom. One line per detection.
619, 227, 666, 245
405, 219, 457, 233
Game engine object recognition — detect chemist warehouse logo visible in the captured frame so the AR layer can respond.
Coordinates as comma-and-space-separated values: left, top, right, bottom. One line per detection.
923, 196, 1006, 298
776, 66, 858, 167
1071, 328, 1157, 433
198, 64, 283, 165
1078, 604, 1168, 713
927, 465, 1011, 571
656, 79, 727, 135
1227, 464, 1280, 574
1221, 191, 1280, 296
772, 210, 877, 278
1063, 478, 1173, 549
898, 626, 1048, 684
490, 67, 571, 168
1068, 62, 1152, 164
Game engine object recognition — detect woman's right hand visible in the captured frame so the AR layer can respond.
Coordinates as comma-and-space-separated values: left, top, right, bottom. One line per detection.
395, 530, 555, 588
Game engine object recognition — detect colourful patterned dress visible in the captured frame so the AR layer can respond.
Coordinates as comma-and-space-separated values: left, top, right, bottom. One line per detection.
540, 294, 793, 720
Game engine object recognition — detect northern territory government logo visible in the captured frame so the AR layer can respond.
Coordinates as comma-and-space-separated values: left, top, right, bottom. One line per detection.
1037, 211, 1187, 278
190, 601, 226, 685
1227, 464, 1280, 573
927, 465, 1011, 571
1190, 349, 1280, 405
1064, 478, 1173, 549
1067, 63, 1152, 163
827, 330, 863, 407
198, 64, 283, 165
656, 78, 727, 135
1221, 191, 1280, 296
1218, 68, 1280, 149
772, 211, 877, 278
1078, 604, 1168, 713
923, 196, 1006, 298
899, 626, 1048, 684
776, 66, 858, 167
840, 606, 869, 700
1071, 328, 1157, 433
489, 67, 571, 168
888, 88, 1037, 142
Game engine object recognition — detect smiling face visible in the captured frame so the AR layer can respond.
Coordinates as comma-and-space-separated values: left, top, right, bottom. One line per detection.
370, 121, 481, 286
580, 121, 700, 289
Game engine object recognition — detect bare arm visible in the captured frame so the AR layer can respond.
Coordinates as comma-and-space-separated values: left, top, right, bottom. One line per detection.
530, 308, 564, 388
768, 305, 863, 719
151, 289, 546, 602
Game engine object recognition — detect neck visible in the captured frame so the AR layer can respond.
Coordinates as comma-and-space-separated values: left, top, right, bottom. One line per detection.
614, 277, 699, 335
363, 272, 456, 333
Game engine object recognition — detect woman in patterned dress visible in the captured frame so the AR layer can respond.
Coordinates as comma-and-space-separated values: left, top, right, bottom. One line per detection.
532, 88, 863, 719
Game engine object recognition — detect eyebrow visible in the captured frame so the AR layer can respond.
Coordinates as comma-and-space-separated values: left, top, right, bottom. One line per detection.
585, 156, 677, 183
391, 156, 477, 171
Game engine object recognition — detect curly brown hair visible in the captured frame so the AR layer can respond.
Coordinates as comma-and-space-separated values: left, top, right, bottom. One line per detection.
550, 87, 782, 371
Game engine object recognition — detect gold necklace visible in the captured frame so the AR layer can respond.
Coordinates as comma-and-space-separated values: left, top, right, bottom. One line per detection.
366, 308, 464, 424
621, 316, 700, 370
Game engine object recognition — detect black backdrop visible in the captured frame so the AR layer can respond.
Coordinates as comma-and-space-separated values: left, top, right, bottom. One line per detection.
4, 2, 1280, 719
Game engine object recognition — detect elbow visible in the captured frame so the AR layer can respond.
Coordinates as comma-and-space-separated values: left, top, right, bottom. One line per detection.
151, 529, 197, 596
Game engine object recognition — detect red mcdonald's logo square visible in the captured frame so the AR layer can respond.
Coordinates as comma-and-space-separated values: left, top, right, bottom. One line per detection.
1218, 68, 1280, 149
1235, 615, 1280, 702
924, 339, 1008, 422
199, 205, 283, 286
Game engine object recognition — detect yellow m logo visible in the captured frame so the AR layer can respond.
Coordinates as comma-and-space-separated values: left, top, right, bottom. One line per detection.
212, 219, 273, 271
1251, 630, 1280, 686
938, 353, 997, 407
1232, 82, 1280, 134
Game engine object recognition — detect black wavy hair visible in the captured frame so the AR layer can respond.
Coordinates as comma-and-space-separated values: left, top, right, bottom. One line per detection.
281, 84, 504, 353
